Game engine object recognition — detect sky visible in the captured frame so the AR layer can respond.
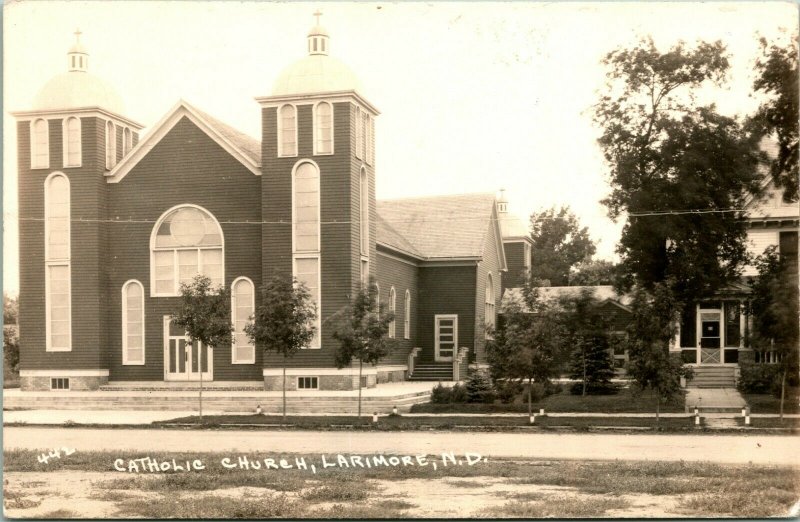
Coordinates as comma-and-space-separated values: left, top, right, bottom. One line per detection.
3, 1, 797, 296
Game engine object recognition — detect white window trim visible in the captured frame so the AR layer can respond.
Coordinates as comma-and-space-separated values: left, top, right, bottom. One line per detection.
105, 120, 117, 170
312, 101, 334, 156
293, 255, 322, 349
485, 272, 495, 338
365, 114, 374, 166
435, 314, 458, 362
291, 160, 322, 254
122, 280, 145, 365
149, 203, 225, 297
62, 116, 82, 168
31, 118, 50, 169
50, 377, 70, 390
389, 287, 396, 338
404, 290, 411, 340
360, 167, 369, 256
231, 276, 256, 364
44, 172, 71, 352
277, 104, 298, 158
297, 376, 319, 390
122, 127, 132, 156
355, 106, 363, 160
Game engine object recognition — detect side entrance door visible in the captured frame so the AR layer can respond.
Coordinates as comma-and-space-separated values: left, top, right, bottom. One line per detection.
434, 314, 457, 362
163, 316, 213, 381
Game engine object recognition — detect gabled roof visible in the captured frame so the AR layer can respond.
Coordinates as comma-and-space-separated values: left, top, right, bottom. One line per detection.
375, 213, 424, 258
498, 212, 531, 241
502, 285, 633, 313
106, 100, 261, 183
376, 193, 499, 260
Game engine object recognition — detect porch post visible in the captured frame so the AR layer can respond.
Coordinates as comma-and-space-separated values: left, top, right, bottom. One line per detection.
695, 303, 701, 365
739, 299, 746, 349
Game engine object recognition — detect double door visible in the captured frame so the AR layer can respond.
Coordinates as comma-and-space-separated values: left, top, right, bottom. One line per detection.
163, 317, 213, 381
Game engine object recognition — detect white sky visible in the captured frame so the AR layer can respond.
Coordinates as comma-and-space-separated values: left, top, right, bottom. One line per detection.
3, 1, 797, 296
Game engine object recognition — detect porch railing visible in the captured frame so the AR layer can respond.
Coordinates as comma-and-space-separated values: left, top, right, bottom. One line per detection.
407, 347, 421, 377
452, 347, 468, 381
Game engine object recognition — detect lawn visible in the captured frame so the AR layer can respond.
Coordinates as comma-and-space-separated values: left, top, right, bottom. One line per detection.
411, 387, 686, 414
743, 388, 799, 414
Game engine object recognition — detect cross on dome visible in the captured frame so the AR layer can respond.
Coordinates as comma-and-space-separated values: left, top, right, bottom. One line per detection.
313, 10, 322, 25
307, 11, 329, 55
68, 28, 88, 72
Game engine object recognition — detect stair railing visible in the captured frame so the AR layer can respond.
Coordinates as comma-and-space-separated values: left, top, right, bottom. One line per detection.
408, 347, 421, 377
452, 347, 468, 382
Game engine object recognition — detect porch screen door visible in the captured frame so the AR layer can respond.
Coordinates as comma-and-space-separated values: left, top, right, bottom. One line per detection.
699, 311, 721, 364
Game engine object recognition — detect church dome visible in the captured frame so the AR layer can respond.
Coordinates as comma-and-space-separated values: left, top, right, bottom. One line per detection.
271, 14, 364, 97
32, 30, 125, 115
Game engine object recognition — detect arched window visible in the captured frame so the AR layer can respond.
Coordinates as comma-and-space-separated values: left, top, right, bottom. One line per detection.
485, 273, 495, 337
122, 280, 145, 365
355, 106, 363, 160
31, 119, 49, 169
389, 287, 396, 338
360, 168, 369, 255
123, 127, 133, 156
105, 121, 117, 169
314, 101, 333, 155
232, 277, 255, 364
366, 114, 374, 165
293, 161, 321, 348
360, 110, 369, 160
45, 173, 70, 351
278, 104, 297, 157
151, 205, 224, 296
63, 117, 81, 167
404, 290, 411, 339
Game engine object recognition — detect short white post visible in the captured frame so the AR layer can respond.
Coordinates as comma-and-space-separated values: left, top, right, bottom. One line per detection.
694, 406, 700, 426
372, 412, 378, 423
539, 408, 545, 416
741, 407, 746, 417
392, 406, 398, 416
255, 404, 262, 415
745, 406, 751, 426
529, 414, 535, 424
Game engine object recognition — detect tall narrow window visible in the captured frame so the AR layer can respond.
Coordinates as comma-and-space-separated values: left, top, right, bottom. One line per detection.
122, 280, 145, 365
105, 121, 117, 169
389, 287, 396, 338
31, 119, 49, 169
293, 161, 321, 348
45, 173, 70, 351
314, 102, 333, 155
63, 117, 81, 167
278, 104, 297, 157
360, 111, 368, 160
232, 277, 255, 364
355, 106, 363, 159
404, 290, 411, 339
123, 127, 133, 156
360, 168, 369, 255
485, 273, 495, 336
361, 259, 369, 287
523, 242, 531, 271
366, 115, 374, 165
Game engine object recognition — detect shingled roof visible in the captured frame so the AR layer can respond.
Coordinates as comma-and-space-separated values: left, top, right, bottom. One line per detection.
376, 193, 497, 259
189, 103, 261, 166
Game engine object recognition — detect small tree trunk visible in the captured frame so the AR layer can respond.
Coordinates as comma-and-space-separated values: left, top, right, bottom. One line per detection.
780, 368, 787, 421
199, 342, 204, 421
358, 359, 363, 418
655, 393, 660, 422
527, 377, 532, 418
282, 359, 287, 424
582, 352, 587, 397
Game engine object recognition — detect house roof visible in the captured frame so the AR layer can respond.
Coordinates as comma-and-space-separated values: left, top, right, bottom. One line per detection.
503, 285, 633, 312
376, 193, 498, 259
498, 212, 530, 240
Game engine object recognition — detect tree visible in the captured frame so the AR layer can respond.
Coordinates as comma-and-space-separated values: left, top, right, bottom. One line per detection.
529, 206, 596, 286
331, 281, 395, 418
568, 259, 618, 286
623, 283, 692, 420
558, 289, 616, 396
748, 246, 799, 419
4, 293, 18, 325
172, 275, 232, 420
752, 36, 799, 202
4, 326, 19, 373
595, 38, 763, 302
486, 285, 566, 417
245, 275, 317, 422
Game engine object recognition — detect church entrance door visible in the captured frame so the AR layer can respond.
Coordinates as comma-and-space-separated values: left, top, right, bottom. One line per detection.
163, 316, 213, 381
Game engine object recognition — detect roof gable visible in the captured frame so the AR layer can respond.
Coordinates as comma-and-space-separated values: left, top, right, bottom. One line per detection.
106, 100, 261, 183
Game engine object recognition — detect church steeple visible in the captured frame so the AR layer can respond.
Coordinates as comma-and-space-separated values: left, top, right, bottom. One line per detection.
68, 28, 88, 72
497, 188, 508, 214
307, 11, 329, 56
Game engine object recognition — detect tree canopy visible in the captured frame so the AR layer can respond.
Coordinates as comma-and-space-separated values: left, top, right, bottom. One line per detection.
529, 206, 596, 286
595, 38, 763, 301
568, 259, 618, 286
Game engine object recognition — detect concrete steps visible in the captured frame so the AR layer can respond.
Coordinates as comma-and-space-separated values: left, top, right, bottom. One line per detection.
409, 363, 453, 381
686, 366, 736, 388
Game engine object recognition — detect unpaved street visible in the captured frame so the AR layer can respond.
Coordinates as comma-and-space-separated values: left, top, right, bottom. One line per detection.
4, 427, 799, 465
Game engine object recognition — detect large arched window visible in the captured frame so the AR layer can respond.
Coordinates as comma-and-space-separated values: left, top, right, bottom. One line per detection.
404, 290, 411, 339
485, 272, 495, 337
314, 101, 333, 155
360, 168, 369, 255
278, 104, 297, 157
31, 118, 49, 169
45, 173, 70, 351
293, 161, 321, 348
151, 205, 224, 296
105, 121, 117, 169
63, 117, 81, 167
389, 287, 396, 338
122, 280, 145, 365
231, 277, 255, 364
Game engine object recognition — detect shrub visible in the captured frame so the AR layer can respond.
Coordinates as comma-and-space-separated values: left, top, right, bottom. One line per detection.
450, 383, 468, 403
543, 380, 563, 396
430, 383, 452, 404
496, 380, 522, 404
466, 371, 496, 403
737, 363, 781, 394
569, 381, 620, 395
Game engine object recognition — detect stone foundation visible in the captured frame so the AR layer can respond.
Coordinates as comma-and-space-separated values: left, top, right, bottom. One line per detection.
21, 374, 107, 391
377, 369, 406, 384
263, 373, 377, 391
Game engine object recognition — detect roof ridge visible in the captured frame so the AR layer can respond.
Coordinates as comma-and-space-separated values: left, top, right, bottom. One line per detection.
377, 192, 496, 203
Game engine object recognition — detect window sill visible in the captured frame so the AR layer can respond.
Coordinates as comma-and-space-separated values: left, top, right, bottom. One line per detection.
122, 361, 146, 366
278, 153, 298, 159
231, 360, 256, 365
46, 348, 72, 352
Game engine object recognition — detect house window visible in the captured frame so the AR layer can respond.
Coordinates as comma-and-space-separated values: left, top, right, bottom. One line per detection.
50, 378, 70, 390
355, 106, 363, 160
361, 258, 369, 287
232, 277, 255, 364
293, 162, 320, 252
45, 173, 71, 351
360, 168, 369, 255
314, 101, 333, 155
63, 117, 81, 167
123, 127, 133, 156
31, 118, 49, 169
122, 280, 145, 365
404, 290, 411, 339
105, 121, 117, 169
151, 205, 224, 296
389, 287, 396, 338
294, 258, 320, 349
297, 376, 319, 390
278, 104, 297, 157
485, 273, 496, 335
523, 243, 531, 270
724, 302, 741, 348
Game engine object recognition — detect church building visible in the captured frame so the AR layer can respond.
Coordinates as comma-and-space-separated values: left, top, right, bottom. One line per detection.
13, 21, 519, 391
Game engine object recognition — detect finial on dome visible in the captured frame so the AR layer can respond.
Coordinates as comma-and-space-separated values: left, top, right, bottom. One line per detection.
497, 188, 508, 214
307, 11, 329, 56
68, 28, 88, 72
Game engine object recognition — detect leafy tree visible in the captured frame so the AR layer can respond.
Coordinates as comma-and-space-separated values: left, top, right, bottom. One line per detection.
487, 285, 566, 417
331, 281, 395, 418
529, 206, 596, 286
595, 38, 763, 302
748, 246, 799, 419
172, 275, 232, 420
3, 294, 18, 325
558, 289, 616, 396
752, 36, 799, 202
623, 282, 692, 420
569, 259, 618, 286
245, 275, 317, 422
4, 326, 19, 373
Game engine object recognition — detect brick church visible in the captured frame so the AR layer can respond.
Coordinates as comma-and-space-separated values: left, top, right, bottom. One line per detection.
13, 20, 535, 391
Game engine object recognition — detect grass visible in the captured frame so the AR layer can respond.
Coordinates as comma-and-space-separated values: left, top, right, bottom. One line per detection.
3, 487, 42, 509
738, 416, 800, 428
115, 492, 306, 519
481, 496, 632, 518
743, 389, 800, 414
308, 503, 411, 518
300, 479, 375, 501
446, 479, 486, 488
680, 486, 799, 517
39, 509, 79, 519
